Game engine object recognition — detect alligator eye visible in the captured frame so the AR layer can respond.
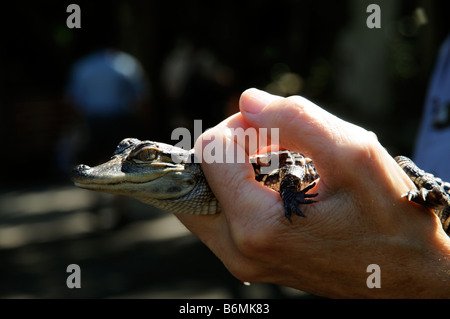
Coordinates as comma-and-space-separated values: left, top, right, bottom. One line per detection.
134, 148, 157, 162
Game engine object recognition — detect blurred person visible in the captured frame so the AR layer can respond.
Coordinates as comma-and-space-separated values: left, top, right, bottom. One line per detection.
66, 48, 149, 165
66, 49, 150, 229
413, 33, 450, 179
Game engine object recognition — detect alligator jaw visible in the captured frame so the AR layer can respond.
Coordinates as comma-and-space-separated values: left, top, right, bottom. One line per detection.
72, 163, 123, 190
71, 159, 196, 199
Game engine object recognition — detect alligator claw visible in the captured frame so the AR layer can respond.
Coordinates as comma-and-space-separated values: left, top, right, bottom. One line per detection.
282, 182, 318, 222
402, 189, 419, 201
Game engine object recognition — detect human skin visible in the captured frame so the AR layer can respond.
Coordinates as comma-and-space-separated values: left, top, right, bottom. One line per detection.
176, 88, 450, 298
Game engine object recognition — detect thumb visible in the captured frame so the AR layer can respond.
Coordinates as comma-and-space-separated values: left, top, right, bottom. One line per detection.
239, 88, 383, 187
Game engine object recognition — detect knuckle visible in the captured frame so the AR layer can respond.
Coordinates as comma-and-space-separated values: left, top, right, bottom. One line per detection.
368, 130, 379, 141
343, 131, 386, 179
284, 95, 309, 106
347, 130, 381, 163
267, 96, 304, 125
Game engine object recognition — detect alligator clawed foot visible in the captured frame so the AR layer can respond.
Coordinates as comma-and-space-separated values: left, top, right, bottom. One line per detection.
282, 182, 318, 222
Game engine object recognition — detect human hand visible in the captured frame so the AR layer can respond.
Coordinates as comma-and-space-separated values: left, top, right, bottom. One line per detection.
176, 88, 450, 298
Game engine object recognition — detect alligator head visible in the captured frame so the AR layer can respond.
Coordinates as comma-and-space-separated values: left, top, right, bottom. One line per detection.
71, 138, 212, 212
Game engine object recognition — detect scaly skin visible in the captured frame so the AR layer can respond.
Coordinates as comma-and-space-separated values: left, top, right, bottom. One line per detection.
395, 156, 450, 236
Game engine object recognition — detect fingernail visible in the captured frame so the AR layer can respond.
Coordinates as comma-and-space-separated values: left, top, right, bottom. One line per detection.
240, 88, 279, 114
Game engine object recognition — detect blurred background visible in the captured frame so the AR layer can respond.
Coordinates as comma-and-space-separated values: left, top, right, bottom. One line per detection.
0, 0, 449, 298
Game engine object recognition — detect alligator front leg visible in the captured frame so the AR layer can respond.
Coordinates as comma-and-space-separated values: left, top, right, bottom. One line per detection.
280, 177, 318, 222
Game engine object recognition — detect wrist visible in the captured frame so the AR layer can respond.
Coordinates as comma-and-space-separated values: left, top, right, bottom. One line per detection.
427, 233, 450, 297
406, 231, 450, 298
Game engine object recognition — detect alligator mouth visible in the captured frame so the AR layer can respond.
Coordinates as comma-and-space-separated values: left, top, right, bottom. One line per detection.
71, 162, 196, 199
71, 163, 170, 187
71, 164, 162, 198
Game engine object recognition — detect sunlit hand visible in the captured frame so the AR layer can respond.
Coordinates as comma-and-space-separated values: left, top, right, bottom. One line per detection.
176, 88, 450, 298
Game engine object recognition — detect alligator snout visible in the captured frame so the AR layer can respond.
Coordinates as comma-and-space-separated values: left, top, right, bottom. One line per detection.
71, 164, 92, 181
72, 163, 90, 173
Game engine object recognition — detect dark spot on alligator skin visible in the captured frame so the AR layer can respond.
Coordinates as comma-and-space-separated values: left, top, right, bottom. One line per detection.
167, 186, 181, 193
186, 179, 194, 186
